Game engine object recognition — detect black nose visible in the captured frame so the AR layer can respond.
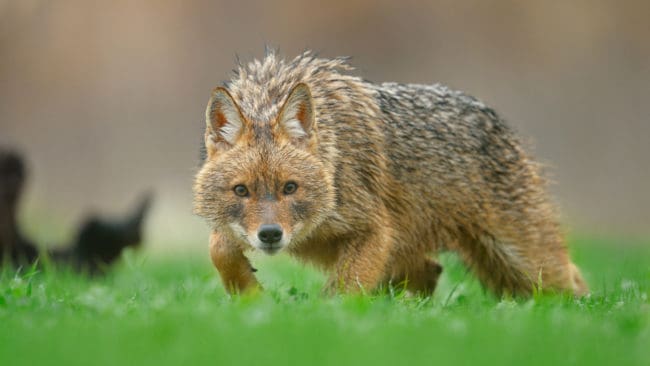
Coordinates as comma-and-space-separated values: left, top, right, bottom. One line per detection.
258, 224, 283, 244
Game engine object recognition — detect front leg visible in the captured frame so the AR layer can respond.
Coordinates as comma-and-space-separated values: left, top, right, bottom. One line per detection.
325, 225, 393, 294
209, 231, 260, 294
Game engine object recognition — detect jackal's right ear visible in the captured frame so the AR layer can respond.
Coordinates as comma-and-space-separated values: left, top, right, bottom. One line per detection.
205, 87, 247, 149
275, 83, 315, 145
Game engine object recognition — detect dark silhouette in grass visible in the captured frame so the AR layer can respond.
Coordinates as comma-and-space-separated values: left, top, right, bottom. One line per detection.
0, 148, 152, 273
0, 149, 38, 264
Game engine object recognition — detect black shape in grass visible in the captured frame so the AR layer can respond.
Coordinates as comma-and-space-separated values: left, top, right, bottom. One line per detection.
0, 147, 152, 274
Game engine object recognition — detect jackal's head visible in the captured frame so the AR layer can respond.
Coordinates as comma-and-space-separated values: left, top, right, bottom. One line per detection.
193, 83, 335, 254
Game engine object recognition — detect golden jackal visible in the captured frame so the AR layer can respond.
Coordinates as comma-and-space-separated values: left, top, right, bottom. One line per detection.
193, 50, 588, 297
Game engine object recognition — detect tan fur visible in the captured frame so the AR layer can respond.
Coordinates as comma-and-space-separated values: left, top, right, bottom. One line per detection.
193, 50, 589, 297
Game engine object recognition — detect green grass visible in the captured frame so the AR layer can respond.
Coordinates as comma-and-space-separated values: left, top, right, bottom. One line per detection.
1, 236, 649, 366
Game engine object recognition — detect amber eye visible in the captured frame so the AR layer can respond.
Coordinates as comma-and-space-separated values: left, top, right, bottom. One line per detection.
233, 184, 249, 197
283, 181, 298, 195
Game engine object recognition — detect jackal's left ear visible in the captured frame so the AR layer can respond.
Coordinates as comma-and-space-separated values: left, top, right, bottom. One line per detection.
275, 83, 315, 143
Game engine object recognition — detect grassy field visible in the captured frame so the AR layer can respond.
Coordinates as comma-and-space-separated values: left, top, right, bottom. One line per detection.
1, 235, 649, 366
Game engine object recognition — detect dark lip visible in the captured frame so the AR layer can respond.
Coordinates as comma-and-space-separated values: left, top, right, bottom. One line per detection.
259, 244, 282, 255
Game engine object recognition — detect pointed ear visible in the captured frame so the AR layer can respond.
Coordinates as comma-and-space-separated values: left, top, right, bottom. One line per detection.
275, 83, 315, 143
205, 87, 247, 149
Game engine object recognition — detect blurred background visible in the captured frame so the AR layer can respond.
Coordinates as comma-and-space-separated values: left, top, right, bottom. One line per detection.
1, 0, 648, 251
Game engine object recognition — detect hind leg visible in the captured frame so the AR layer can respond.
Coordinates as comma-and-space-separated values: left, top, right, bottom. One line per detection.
390, 257, 443, 296
568, 262, 589, 296
454, 229, 588, 297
